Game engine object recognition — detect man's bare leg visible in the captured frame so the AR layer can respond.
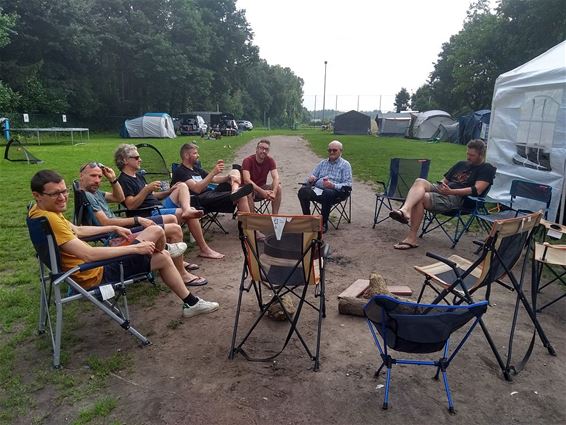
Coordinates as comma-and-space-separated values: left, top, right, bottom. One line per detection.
135, 225, 166, 252
162, 223, 201, 280
168, 185, 204, 220
272, 184, 282, 214
187, 218, 224, 259
398, 178, 435, 222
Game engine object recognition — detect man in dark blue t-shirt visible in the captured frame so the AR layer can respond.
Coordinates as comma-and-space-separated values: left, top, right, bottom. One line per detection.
389, 139, 496, 250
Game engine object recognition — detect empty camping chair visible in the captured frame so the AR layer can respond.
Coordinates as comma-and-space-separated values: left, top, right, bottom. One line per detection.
309, 185, 352, 230
27, 216, 151, 368
478, 179, 553, 225
414, 212, 555, 380
364, 295, 488, 414
532, 220, 566, 312
229, 213, 327, 370
373, 158, 431, 227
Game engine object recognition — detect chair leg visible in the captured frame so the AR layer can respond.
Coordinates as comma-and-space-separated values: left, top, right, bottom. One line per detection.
383, 366, 392, 410
54, 287, 64, 368
441, 370, 456, 414
229, 275, 247, 360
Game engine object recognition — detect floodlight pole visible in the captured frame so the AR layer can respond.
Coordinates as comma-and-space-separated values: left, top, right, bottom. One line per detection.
322, 61, 327, 125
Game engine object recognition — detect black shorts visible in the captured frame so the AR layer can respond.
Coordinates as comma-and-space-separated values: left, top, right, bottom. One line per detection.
102, 254, 152, 284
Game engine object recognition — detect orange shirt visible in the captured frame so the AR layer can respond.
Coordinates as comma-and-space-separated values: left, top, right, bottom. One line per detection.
29, 205, 103, 289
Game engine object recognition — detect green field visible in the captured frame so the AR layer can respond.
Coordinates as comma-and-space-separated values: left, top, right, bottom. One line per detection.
0, 129, 465, 423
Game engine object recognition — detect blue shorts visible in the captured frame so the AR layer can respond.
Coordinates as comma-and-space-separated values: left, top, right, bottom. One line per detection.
102, 253, 151, 284
151, 197, 177, 216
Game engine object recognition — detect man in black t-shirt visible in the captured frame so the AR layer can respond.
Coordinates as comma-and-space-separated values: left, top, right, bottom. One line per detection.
171, 143, 252, 213
389, 139, 496, 250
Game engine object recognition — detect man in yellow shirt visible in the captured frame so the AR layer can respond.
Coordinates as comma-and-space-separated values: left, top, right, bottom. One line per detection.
29, 170, 219, 318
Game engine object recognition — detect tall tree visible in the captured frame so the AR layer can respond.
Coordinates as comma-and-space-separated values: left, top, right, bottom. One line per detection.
394, 88, 411, 113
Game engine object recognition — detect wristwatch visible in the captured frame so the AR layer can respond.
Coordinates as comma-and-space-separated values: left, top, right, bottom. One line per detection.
133, 216, 140, 226
110, 179, 119, 185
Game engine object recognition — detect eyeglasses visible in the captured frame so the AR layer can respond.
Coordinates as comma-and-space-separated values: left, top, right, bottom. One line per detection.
328, 148, 339, 153
42, 189, 69, 198
80, 161, 104, 172
258, 146, 270, 151
129, 155, 141, 160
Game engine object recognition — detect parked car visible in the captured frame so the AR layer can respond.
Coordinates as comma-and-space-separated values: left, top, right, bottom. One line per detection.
236, 119, 253, 131
178, 114, 207, 136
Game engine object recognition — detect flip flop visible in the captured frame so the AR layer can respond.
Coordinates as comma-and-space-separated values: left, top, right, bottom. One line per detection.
393, 241, 419, 250
184, 262, 200, 271
230, 183, 253, 202
389, 210, 409, 224
198, 252, 225, 259
184, 276, 208, 287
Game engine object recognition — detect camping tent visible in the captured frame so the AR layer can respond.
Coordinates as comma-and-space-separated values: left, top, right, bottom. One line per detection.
405, 110, 456, 140
376, 112, 413, 136
120, 113, 176, 138
431, 122, 460, 143
486, 40, 566, 221
333, 110, 370, 135
458, 110, 491, 145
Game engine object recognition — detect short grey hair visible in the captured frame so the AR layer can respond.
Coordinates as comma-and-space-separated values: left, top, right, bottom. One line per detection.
329, 140, 343, 150
114, 144, 138, 170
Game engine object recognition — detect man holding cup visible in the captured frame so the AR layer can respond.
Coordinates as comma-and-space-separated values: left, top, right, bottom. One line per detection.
171, 142, 253, 214
297, 140, 352, 233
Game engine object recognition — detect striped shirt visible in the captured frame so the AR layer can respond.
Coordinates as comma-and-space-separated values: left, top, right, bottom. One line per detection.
309, 156, 352, 190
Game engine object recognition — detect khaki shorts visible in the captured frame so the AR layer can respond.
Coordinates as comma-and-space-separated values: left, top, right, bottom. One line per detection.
429, 192, 463, 213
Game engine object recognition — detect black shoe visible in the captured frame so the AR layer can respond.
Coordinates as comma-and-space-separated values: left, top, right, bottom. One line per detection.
230, 183, 253, 202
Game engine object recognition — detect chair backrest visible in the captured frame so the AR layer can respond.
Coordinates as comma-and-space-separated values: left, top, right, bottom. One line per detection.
510, 179, 552, 217
474, 211, 542, 291
364, 295, 488, 353
238, 213, 323, 286
72, 180, 101, 226
386, 158, 431, 198
136, 143, 171, 180
27, 216, 62, 275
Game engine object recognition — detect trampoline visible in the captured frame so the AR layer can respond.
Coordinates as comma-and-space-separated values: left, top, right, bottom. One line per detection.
10, 127, 90, 145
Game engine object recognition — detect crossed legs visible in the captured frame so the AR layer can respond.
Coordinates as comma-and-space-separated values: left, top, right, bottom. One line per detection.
394, 178, 435, 246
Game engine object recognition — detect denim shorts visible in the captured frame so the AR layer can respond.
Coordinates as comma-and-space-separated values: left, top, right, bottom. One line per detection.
151, 197, 177, 216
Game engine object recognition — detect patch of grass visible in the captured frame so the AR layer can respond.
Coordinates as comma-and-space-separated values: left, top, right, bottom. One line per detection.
72, 396, 118, 425
166, 318, 183, 330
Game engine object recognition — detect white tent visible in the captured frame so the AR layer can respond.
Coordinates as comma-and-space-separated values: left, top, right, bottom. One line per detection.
121, 113, 176, 138
377, 112, 413, 136
405, 110, 456, 140
486, 40, 566, 220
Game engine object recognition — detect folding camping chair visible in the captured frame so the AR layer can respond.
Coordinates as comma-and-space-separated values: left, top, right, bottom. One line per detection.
478, 179, 553, 225
229, 213, 327, 370
309, 186, 352, 230
532, 220, 566, 312
364, 295, 488, 414
414, 212, 556, 380
27, 216, 151, 368
373, 158, 431, 227
419, 187, 491, 248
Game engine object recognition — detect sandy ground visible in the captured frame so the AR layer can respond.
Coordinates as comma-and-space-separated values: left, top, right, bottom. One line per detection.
19, 136, 566, 424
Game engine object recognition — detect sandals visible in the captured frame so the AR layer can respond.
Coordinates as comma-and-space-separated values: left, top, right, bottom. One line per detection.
389, 210, 409, 225
184, 276, 208, 287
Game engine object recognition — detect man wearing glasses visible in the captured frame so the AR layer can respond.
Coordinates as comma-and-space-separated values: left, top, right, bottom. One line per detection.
297, 140, 353, 233
242, 139, 282, 214
115, 144, 224, 259
78, 161, 207, 286
28, 170, 219, 318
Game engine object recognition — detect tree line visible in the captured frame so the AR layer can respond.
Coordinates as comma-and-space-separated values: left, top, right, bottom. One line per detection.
394, 0, 566, 116
0, 0, 305, 128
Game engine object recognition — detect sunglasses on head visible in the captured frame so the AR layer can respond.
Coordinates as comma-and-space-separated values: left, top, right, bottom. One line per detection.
80, 161, 105, 172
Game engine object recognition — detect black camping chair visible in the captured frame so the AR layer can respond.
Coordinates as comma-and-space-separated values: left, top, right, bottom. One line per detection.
309, 185, 352, 230
414, 212, 556, 381
229, 213, 328, 371
419, 186, 491, 249
364, 295, 488, 414
373, 158, 430, 227
27, 216, 151, 368
478, 179, 553, 225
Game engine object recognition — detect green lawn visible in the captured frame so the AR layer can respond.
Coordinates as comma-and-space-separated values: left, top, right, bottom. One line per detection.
0, 128, 465, 423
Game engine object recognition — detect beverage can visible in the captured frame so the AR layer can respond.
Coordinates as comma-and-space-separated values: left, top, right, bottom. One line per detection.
160, 181, 170, 191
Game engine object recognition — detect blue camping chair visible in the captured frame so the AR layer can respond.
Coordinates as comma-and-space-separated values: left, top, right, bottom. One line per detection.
364, 295, 488, 414
373, 158, 431, 227
27, 216, 151, 368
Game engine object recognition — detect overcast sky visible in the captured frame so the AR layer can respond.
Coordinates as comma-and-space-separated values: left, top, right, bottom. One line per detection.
236, 0, 483, 113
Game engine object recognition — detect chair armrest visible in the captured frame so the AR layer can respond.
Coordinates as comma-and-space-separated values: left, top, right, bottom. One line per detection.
113, 205, 162, 218
425, 251, 457, 269
375, 180, 386, 192
77, 255, 143, 272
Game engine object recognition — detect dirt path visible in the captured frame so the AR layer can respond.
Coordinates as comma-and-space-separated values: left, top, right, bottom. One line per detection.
26, 136, 566, 424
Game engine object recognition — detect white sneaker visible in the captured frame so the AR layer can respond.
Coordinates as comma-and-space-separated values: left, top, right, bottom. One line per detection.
182, 298, 219, 318
166, 242, 187, 258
